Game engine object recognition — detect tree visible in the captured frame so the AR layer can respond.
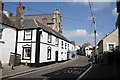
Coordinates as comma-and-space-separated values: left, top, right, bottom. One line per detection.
82, 42, 91, 48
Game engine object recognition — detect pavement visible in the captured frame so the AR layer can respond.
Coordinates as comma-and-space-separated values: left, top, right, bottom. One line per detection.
81, 64, 120, 80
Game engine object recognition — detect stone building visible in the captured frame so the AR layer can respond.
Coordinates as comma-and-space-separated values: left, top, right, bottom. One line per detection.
97, 28, 119, 54
9, 4, 62, 34
116, 1, 120, 51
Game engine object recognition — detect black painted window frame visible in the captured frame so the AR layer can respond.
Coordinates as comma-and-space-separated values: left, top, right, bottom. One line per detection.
65, 43, 67, 49
47, 46, 51, 60
0, 29, 3, 39
48, 33, 52, 43
23, 30, 32, 40
61, 41, 64, 49
22, 46, 31, 60
56, 37, 59, 45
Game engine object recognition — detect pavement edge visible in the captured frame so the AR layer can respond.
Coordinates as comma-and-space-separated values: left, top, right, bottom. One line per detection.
2, 56, 79, 80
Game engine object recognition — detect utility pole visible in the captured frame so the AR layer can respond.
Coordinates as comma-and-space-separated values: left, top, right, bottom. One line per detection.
117, 0, 120, 51
88, 0, 97, 63
93, 17, 97, 63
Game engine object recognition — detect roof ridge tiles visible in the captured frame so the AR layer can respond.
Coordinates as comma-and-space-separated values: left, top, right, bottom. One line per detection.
25, 13, 54, 16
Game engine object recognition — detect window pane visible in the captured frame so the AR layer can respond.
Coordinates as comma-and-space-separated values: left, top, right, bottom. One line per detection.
47, 47, 51, 60
24, 30, 32, 40
48, 34, 52, 43
0, 29, 3, 39
23, 47, 31, 60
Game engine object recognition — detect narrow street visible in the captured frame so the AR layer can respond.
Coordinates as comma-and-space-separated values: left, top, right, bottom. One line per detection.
1, 1, 120, 80
3, 56, 91, 80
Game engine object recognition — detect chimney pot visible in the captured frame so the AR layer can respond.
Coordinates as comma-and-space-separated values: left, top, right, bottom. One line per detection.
8, 12, 13, 18
0, 2, 4, 12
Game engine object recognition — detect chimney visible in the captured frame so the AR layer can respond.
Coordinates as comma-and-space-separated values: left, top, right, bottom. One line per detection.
16, 2, 25, 28
117, 0, 120, 13
8, 12, 13, 18
0, 2, 4, 12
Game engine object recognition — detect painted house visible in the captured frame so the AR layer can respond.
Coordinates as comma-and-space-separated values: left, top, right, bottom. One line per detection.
85, 46, 93, 57
0, 9, 17, 65
16, 19, 75, 66
98, 28, 119, 54
0, 2, 76, 66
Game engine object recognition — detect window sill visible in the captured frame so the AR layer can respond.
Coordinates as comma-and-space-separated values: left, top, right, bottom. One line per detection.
0, 40, 5, 43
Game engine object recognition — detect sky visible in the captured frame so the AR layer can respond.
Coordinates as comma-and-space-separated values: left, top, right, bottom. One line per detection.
3, 2, 118, 46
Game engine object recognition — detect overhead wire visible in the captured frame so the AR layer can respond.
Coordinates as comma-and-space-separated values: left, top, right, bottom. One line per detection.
4, 2, 94, 29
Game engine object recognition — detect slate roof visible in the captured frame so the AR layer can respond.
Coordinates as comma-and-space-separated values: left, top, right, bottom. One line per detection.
10, 13, 54, 24
70, 41, 75, 45
0, 12, 15, 27
51, 29, 70, 42
2, 13, 73, 44
18, 19, 70, 43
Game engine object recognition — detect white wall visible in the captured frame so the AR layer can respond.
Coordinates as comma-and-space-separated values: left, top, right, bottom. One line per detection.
85, 46, 93, 56
40, 31, 58, 63
0, 26, 16, 65
17, 29, 36, 63
16, 28, 75, 64
58, 39, 68, 61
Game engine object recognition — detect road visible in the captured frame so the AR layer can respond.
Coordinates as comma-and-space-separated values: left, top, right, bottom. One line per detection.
4, 56, 91, 80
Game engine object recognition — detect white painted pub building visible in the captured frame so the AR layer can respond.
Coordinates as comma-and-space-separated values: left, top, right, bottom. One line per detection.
0, 2, 76, 66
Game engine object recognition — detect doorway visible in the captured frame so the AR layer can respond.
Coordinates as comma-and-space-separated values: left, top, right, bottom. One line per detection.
55, 51, 58, 62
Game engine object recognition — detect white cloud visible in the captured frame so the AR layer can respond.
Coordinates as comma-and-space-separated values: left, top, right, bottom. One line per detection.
72, 0, 115, 2
91, 2, 111, 11
63, 29, 102, 45
83, 16, 93, 21
112, 7, 118, 16
63, 29, 87, 38
70, 1, 111, 11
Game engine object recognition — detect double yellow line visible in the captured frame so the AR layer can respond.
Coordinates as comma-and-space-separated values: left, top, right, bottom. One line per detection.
76, 63, 93, 80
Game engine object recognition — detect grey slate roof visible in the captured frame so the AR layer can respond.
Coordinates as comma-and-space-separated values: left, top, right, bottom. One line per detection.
18, 19, 70, 43
10, 13, 54, 24
0, 12, 15, 27
19, 19, 54, 33
51, 29, 70, 42
70, 41, 75, 45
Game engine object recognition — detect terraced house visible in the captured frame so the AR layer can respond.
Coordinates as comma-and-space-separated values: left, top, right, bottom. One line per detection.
0, 2, 76, 66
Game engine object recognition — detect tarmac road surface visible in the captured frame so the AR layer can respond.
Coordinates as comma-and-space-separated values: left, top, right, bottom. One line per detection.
3, 55, 91, 80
